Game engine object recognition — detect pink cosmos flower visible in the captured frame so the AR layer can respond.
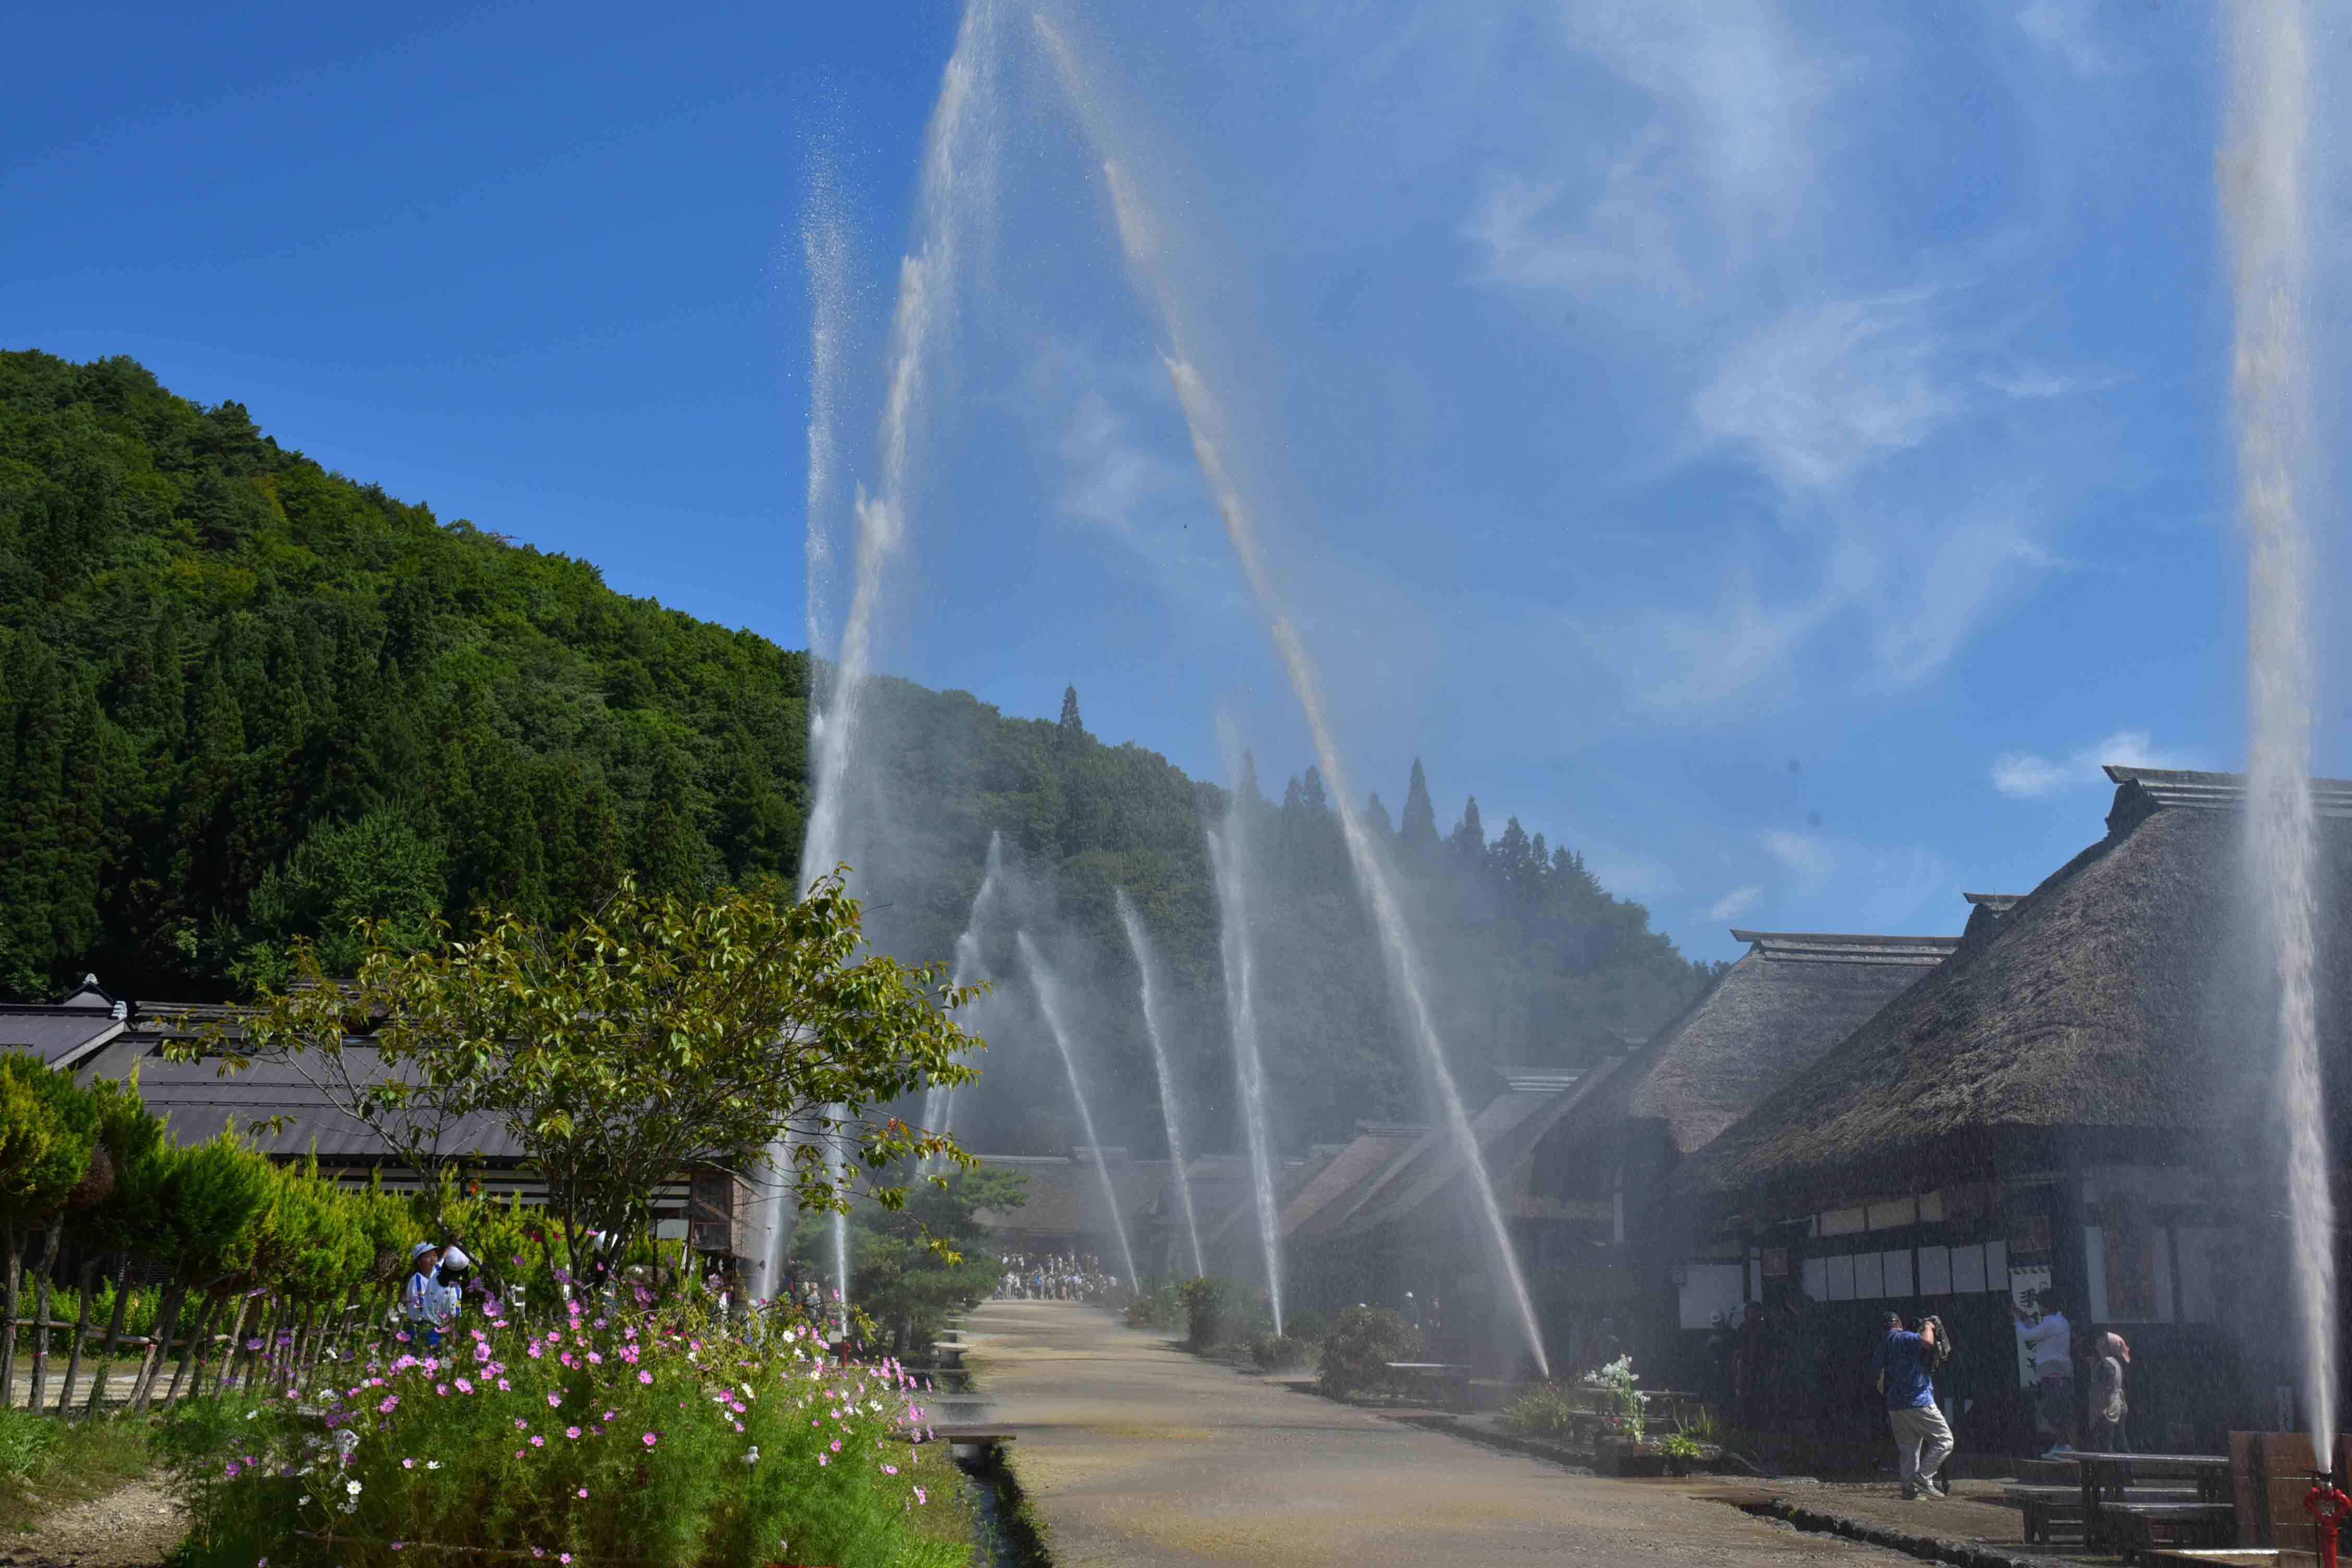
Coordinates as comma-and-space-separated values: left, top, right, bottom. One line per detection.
546, 1393, 562, 1408
586, 1351, 603, 1365
515, 1419, 530, 1430
638, 1371, 652, 1385
817, 1454, 829, 1467
378, 1396, 399, 1414
402, 1459, 415, 1470
575, 1488, 589, 1499
455, 1378, 473, 1395
884, 1464, 899, 1475
497, 1379, 512, 1391
435, 1384, 449, 1397
527, 1343, 544, 1360
642, 1432, 659, 1448
566, 1427, 580, 1440
530, 1435, 545, 1448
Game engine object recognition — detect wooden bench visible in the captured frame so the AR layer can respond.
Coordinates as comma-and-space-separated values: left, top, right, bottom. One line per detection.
2002, 1484, 2084, 1544
2002, 1483, 2203, 1545
2104, 1502, 2236, 1563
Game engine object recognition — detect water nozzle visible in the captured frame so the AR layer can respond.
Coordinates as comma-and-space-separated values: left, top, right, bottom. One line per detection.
2304, 1471, 2352, 1568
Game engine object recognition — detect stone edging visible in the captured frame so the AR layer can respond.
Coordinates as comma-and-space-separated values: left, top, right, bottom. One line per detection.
1736, 1497, 2047, 1568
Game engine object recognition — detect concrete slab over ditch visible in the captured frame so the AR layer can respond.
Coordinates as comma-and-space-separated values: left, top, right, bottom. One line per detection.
961, 1300, 1920, 1568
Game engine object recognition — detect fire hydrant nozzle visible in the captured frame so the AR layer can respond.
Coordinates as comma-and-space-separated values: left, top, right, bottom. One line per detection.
2305, 1473, 2352, 1568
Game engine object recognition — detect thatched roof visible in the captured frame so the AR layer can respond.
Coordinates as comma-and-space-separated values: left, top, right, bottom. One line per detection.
1635, 930, 1959, 1155
1674, 766, 2342, 1218
968, 1153, 1168, 1247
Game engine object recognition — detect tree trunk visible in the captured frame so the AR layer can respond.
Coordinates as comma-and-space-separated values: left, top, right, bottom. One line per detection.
81, 1254, 130, 1417
55, 1255, 97, 1416
27, 1221, 61, 1413
128, 1279, 186, 1414
161, 1290, 222, 1412
209, 1294, 253, 1399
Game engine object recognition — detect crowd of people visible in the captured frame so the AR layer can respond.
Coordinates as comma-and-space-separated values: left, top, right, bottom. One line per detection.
994, 1252, 1122, 1302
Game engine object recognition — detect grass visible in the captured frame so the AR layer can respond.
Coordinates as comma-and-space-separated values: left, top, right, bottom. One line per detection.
0, 1411, 156, 1536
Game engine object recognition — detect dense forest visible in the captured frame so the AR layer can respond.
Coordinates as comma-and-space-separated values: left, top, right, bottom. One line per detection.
0, 350, 1713, 1152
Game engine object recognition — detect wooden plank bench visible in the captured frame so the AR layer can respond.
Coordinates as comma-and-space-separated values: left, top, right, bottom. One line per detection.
2002, 1484, 2084, 1545
2003, 1484, 2203, 1546
2106, 1502, 2237, 1563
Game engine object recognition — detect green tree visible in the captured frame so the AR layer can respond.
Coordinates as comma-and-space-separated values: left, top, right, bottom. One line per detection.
0, 1057, 99, 1405
1399, 758, 1439, 853
203, 873, 986, 1274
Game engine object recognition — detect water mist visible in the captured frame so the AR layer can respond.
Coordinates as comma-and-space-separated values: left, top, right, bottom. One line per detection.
1206, 811, 1284, 1332
1036, 15, 1548, 1373
926, 829, 1006, 1159
763, 0, 1005, 1298
2226, 0, 2335, 1454
1016, 930, 1142, 1290
1116, 887, 1206, 1279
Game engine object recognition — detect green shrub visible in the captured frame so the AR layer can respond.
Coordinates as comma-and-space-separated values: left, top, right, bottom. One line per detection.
1659, 1434, 1705, 1460
1177, 1277, 1228, 1351
0, 1410, 63, 1482
1122, 1281, 1184, 1332
1284, 1307, 1331, 1345
156, 1293, 963, 1568
1316, 1306, 1422, 1398
1497, 1383, 1579, 1439
1247, 1333, 1312, 1370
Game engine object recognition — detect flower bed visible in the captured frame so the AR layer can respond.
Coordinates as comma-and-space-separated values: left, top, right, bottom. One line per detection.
158, 1289, 964, 1568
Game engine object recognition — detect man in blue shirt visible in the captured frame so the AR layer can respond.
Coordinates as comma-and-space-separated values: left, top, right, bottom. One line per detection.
1870, 1311, 1952, 1500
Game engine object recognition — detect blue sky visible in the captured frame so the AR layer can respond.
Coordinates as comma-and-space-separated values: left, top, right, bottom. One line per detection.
7, 1, 2337, 962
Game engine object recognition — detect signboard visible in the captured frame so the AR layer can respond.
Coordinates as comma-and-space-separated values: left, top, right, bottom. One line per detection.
2009, 1261, 2053, 1389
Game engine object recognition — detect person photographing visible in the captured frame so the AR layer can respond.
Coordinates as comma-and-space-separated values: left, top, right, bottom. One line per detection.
1872, 1310, 1953, 1500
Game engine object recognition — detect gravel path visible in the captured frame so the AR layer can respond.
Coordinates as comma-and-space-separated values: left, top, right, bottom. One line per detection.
963, 1300, 1916, 1568
0, 1479, 183, 1568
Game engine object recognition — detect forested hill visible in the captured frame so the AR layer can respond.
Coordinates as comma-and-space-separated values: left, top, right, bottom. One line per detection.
0, 351, 1711, 1148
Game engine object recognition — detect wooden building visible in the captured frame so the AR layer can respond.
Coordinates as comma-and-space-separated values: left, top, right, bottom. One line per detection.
1673, 767, 2341, 1451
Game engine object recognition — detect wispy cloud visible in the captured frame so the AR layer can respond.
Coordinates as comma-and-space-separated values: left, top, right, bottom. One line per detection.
1992, 729, 2196, 799
2017, 0, 2120, 80
1759, 827, 1836, 892
1706, 885, 1760, 922
1447, 0, 2115, 727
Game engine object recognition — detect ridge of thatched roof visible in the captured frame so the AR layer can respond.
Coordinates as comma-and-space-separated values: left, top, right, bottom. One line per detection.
1674, 770, 2348, 1217
1629, 929, 1959, 1155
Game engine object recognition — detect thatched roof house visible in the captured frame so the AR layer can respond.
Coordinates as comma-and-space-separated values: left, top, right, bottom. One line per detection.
1673, 767, 2328, 1222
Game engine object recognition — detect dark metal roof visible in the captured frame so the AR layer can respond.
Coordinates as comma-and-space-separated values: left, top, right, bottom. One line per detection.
0, 1008, 125, 1068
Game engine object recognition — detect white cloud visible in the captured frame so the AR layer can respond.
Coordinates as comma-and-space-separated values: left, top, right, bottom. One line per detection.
2017, 0, 2119, 80
1459, 0, 1835, 331
1759, 827, 1836, 892
1706, 885, 1761, 922
1991, 729, 2195, 799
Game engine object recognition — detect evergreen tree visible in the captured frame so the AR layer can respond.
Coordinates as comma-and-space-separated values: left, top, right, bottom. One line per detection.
1400, 758, 1439, 853
1365, 791, 1393, 836
1450, 795, 1486, 858
1057, 684, 1085, 746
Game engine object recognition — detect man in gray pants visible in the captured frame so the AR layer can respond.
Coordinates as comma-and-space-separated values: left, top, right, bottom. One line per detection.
1870, 1310, 1953, 1500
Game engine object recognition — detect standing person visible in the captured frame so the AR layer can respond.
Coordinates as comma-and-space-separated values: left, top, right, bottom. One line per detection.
1871, 1312, 1953, 1500
2087, 1331, 2130, 1453
2013, 1291, 2077, 1456
402, 1243, 445, 1348
1704, 1309, 1734, 1412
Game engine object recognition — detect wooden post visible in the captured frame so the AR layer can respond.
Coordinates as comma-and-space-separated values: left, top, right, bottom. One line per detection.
85, 1257, 134, 1417
27, 1222, 61, 1413
160, 1290, 222, 1412
54, 1255, 99, 1416
127, 1280, 186, 1414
